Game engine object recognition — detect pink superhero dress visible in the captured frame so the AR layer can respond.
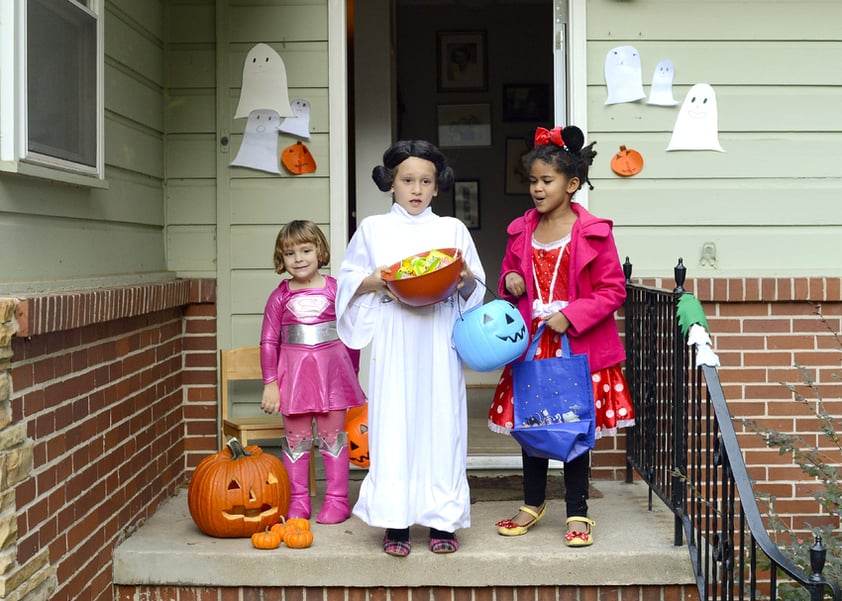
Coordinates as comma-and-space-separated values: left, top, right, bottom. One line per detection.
260, 276, 365, 415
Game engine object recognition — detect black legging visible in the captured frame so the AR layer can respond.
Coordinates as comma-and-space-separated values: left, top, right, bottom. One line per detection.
522, 448, 590, 517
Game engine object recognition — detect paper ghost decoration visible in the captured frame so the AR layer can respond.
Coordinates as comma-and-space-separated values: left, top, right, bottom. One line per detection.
647, 59, 680, 106
230, 109, 283, 174
279, 98, 312, 139
604, 45, 645, 105
234, 43, 294, 119
667, 83, 725, 152
281, 141, 317, 175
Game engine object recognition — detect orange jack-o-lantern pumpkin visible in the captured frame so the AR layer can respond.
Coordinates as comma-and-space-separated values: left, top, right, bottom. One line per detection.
345, 403, 370, 468
452, 299, 529, 371
610, 145, 643, 177
188, 438, 290, 538
281, 141, 317, 175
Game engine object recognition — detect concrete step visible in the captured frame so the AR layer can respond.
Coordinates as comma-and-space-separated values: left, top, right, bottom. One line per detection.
113, 477, 693, 588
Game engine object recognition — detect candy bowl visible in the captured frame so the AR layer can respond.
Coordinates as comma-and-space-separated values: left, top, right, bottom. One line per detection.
383, 248, 463, 307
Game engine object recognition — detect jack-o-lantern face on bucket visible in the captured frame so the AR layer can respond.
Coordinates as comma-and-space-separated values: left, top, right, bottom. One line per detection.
453, 300, 529, 372
188, 438, 290, 538
345, 404, 370, 468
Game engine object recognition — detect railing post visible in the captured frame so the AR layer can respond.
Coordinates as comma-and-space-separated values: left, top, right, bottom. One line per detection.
623, 257, 634, 484
810, 534, 827, 601
671, 258, 686, 546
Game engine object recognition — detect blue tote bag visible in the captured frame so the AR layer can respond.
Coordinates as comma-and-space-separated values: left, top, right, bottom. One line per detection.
510, 324, 596, 463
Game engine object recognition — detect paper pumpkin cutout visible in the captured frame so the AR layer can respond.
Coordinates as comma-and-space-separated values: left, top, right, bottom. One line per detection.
230, 109, 283, 174
667, 83, 725, 152
235, 43, 294, 119
647, 59, 680, 106
610, 145, 644, 177
604, 45, 645, 105
281, 141, 317, 174
279, 98, 312, 139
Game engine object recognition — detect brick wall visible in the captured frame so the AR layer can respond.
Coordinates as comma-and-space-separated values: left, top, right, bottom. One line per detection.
1, 279, 217, 600
113, 583, 701, 601
634, 276, 842, 535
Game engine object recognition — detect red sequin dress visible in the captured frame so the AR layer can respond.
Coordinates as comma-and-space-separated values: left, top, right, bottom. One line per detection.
488, 236, 635, 439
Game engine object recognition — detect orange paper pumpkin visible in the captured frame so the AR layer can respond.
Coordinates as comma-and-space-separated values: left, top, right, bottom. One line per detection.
281, 141, 317, 174
610, 145, 643, 177
346, 403, 370, 468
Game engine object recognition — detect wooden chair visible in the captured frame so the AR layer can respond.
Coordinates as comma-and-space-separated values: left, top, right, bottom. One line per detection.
220, 346, 316, 495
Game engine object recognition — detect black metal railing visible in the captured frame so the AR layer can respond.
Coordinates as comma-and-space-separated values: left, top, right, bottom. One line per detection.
623, 258, 840, 601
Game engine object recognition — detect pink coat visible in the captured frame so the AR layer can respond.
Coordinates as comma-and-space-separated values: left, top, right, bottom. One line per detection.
498, 203, 627, 371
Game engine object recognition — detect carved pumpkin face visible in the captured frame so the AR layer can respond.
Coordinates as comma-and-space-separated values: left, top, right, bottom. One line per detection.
188, 439, 290, 538
345, 404, 370, 468
281, 141, 317, 174
453, 300, 529, 372
610, 145, 643, 177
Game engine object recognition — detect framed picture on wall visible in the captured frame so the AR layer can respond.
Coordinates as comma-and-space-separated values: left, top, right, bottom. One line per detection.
437, 104, 492, 148
502, 84, 550, 122
505, 137, 531, 195
453, 180, 480, 229
437, 31, 487, 92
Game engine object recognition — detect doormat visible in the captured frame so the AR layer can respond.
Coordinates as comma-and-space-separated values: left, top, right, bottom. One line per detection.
468, 475, 602, 503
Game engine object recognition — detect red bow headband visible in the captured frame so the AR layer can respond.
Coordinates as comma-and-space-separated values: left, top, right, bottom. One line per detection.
534, 126, 567, 150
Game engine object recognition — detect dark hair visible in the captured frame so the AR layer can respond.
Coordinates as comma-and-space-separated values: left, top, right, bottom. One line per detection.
523, 125, 598, 190
272, 220, 330, 274
371, 140, 455, 193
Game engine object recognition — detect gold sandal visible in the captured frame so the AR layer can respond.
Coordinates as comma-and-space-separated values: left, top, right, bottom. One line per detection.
565, 516, 595, 547
496, 503, 546, 536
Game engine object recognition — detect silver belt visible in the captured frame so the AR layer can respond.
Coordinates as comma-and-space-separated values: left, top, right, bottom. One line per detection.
281, 321, 339, 345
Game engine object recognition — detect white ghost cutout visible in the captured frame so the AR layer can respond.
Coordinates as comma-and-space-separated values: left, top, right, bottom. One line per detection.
235, 43, 294, 119
230, 109, 283, 174
647, 59, 680, 106
667, 83, 725, 152
604, 45, 646, 105
279, 98, 311, 139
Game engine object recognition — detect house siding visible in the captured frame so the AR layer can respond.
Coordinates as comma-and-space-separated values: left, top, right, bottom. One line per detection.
0, 0, 169, 293
584, 0, 842, 278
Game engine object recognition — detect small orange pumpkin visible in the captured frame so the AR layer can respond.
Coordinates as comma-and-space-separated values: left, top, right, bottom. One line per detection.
251, 527, 282, 550
610, 145, 643, 177
284, 523, 314, 549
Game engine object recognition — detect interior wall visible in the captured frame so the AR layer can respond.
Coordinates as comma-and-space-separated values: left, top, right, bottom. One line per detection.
392, 1, 553, 290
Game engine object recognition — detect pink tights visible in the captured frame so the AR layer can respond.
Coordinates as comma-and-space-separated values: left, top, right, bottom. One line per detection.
283, 410, 346, 447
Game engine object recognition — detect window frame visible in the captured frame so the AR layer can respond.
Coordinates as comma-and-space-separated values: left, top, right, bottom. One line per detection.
0, 0, 105, 184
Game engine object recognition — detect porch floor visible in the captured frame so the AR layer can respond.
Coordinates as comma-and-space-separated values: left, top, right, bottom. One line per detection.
113, 474, 694, 588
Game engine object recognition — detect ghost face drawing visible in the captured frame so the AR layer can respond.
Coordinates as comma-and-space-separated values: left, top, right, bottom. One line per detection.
234, 43, 294, 119
667, 83, 725, 152
230, 109, 283, 174
279, 98, 312, 139
604, 45, 646, 105
647, 59, 680, 106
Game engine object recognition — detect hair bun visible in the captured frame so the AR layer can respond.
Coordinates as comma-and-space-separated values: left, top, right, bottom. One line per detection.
562, 126, 585, 153
371, 165, 392, 192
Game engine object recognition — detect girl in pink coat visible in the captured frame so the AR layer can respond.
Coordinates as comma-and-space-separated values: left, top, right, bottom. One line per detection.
488, 125, 634, 546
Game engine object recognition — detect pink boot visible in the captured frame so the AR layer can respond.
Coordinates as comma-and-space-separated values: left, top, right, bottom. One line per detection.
317, 433, 351, 524
281, 437, 312, 519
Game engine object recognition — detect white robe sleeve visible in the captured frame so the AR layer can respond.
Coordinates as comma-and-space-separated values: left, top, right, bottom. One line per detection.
336, 222, 380, 350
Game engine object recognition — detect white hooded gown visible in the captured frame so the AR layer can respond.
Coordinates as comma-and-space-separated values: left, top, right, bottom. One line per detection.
335, 204, 485, 531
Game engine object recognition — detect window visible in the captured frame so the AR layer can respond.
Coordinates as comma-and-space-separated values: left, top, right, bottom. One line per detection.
0, 0, 103, 181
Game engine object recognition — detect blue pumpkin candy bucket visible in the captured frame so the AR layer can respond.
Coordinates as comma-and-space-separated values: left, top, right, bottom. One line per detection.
453, 291, 528, 371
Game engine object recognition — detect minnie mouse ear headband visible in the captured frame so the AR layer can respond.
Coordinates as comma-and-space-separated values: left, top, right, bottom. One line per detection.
533, 125, 585, 153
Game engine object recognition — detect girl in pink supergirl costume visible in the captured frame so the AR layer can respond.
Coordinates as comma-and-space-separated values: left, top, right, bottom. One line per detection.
488, 126, 635, 546
260, 220, 366, 524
